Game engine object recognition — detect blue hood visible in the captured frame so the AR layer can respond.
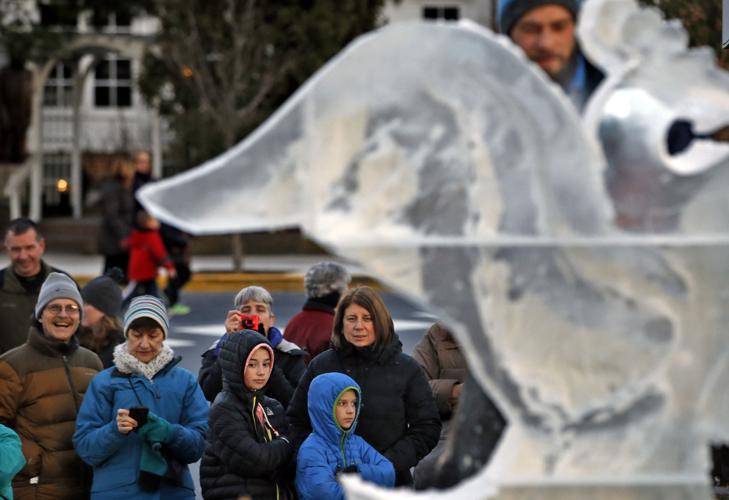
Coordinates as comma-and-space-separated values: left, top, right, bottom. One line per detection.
308, 372, 361, 445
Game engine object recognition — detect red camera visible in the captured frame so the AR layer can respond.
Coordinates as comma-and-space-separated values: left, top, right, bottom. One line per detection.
239, 314, 260, 332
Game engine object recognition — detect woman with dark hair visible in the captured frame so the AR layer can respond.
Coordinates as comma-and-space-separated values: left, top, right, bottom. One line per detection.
78, 268, 125, 368
287, 286, 441, 486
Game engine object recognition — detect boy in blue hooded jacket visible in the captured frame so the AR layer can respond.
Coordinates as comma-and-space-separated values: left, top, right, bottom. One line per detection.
296, 372, 395, 499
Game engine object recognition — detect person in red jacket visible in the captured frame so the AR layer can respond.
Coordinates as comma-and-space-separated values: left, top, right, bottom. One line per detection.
123, 211, 176, 307
284, 262, 351, 364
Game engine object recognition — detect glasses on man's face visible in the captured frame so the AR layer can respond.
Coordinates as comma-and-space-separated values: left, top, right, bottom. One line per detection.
46, 303, 80, 316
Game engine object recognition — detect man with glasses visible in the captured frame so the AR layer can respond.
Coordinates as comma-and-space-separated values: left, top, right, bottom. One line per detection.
0, 272, 102, 499
0, 218, 64, 354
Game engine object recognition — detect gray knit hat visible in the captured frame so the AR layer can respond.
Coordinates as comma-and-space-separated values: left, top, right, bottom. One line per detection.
82, 268, 123, 318
123, 295, 169, 338
498, 0, 579, 35
304, 261, 351, 299
35, 272, 83, 319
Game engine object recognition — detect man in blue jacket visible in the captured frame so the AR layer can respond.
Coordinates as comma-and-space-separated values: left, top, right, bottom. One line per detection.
498, 0, 603, 110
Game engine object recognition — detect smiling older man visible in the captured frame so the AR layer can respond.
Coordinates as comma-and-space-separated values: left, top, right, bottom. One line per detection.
0, 218, 64, 354
0, 272, 102, 500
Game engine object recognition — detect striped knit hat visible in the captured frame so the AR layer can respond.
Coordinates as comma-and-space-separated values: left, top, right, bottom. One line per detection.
123, 295, 169, 338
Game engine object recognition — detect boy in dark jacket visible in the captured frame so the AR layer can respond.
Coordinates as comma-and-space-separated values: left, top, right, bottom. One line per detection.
296, 372, 394, 500
200, 331, 294, 500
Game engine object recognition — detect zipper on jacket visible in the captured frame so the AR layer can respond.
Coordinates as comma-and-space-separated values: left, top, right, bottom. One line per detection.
340, 432, 348, 468
62, 355, 82, 412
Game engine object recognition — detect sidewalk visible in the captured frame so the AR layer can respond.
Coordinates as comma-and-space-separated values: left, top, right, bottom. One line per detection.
0, 252, 381, 292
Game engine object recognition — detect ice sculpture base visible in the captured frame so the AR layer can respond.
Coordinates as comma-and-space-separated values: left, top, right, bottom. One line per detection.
497, 484, 712, 499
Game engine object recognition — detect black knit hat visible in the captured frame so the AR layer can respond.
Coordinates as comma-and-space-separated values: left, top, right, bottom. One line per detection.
498, 0, 579, 35
81, 268, 124, 318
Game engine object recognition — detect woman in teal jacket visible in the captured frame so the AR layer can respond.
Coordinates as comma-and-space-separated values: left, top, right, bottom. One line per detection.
73, 296, 208, 499
0, 423, 25, 500
296, 372, 394, 500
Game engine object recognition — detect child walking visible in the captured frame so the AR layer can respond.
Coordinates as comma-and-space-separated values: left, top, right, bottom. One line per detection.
123, 211, 176, 306
200, 331, 294, 499
296, 372, 395, 500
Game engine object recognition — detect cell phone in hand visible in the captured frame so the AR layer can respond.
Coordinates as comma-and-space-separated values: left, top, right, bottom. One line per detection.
128, 406, 149, 430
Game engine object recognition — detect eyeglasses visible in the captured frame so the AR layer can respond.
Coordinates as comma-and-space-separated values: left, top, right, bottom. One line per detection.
46, 304, 80, 316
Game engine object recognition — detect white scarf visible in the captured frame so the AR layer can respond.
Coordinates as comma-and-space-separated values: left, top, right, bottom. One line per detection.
113, 343, 175, 380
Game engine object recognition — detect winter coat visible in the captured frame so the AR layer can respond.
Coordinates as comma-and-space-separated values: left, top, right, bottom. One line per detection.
73, 356, 208, 499
126, 228, 174, 282
200, 332, 294, 500
199, 331, 306, 408
0, 326, 103, 500
412, 323, 467, 419
284, 299, 336, 363
0, 261, 62, 354
296, 373, 394, 500
287, 334, 441, 486
97, 177, 134, 257
0, 423, 25, 500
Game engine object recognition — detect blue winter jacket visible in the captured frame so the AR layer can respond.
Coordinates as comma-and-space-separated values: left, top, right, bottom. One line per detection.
73, 356, 208, 499
0, 423, 25, 500
296, 373, 394, 500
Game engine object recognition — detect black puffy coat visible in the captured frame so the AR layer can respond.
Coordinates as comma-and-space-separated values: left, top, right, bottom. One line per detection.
287, 334, 441, 486
200, 332, 294, 500
199, 332, 306, 409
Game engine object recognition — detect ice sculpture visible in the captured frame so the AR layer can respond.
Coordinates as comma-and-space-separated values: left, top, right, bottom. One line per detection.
138, 0, 729, 498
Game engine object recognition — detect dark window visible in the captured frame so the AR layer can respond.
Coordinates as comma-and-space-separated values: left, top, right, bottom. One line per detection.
44, 61, 75, 108
116, 60, 131, 80
95, 61, 110, 80
94, 56, 133, 108
422, 5, 461, 22
444, 7, 460, 20
115, 10, 132, 27
423, 7, 439, 20
95, 86, 111, 107
39, 4, 76, 28
117, 87, 132, 107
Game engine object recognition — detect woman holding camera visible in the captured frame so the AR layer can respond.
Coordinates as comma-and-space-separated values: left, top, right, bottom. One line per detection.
73, 296, 208, 499
287, 286, 441, 486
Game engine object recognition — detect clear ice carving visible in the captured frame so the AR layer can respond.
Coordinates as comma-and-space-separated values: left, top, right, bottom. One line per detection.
138, 0, 729, 497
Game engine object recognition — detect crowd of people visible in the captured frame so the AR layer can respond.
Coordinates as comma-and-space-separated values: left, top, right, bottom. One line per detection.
0, 221, 467, 499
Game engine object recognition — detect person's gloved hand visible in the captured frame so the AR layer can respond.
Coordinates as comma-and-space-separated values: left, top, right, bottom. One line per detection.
336, 464, 359, 475
139, 412, 172, 444
266, 326, 283, 348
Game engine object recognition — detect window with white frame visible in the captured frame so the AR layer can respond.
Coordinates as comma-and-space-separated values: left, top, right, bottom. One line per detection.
91, 11, 132, 33
94, 55, 132, 108
423, 5, 460, 21
43, 61, 75, 108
